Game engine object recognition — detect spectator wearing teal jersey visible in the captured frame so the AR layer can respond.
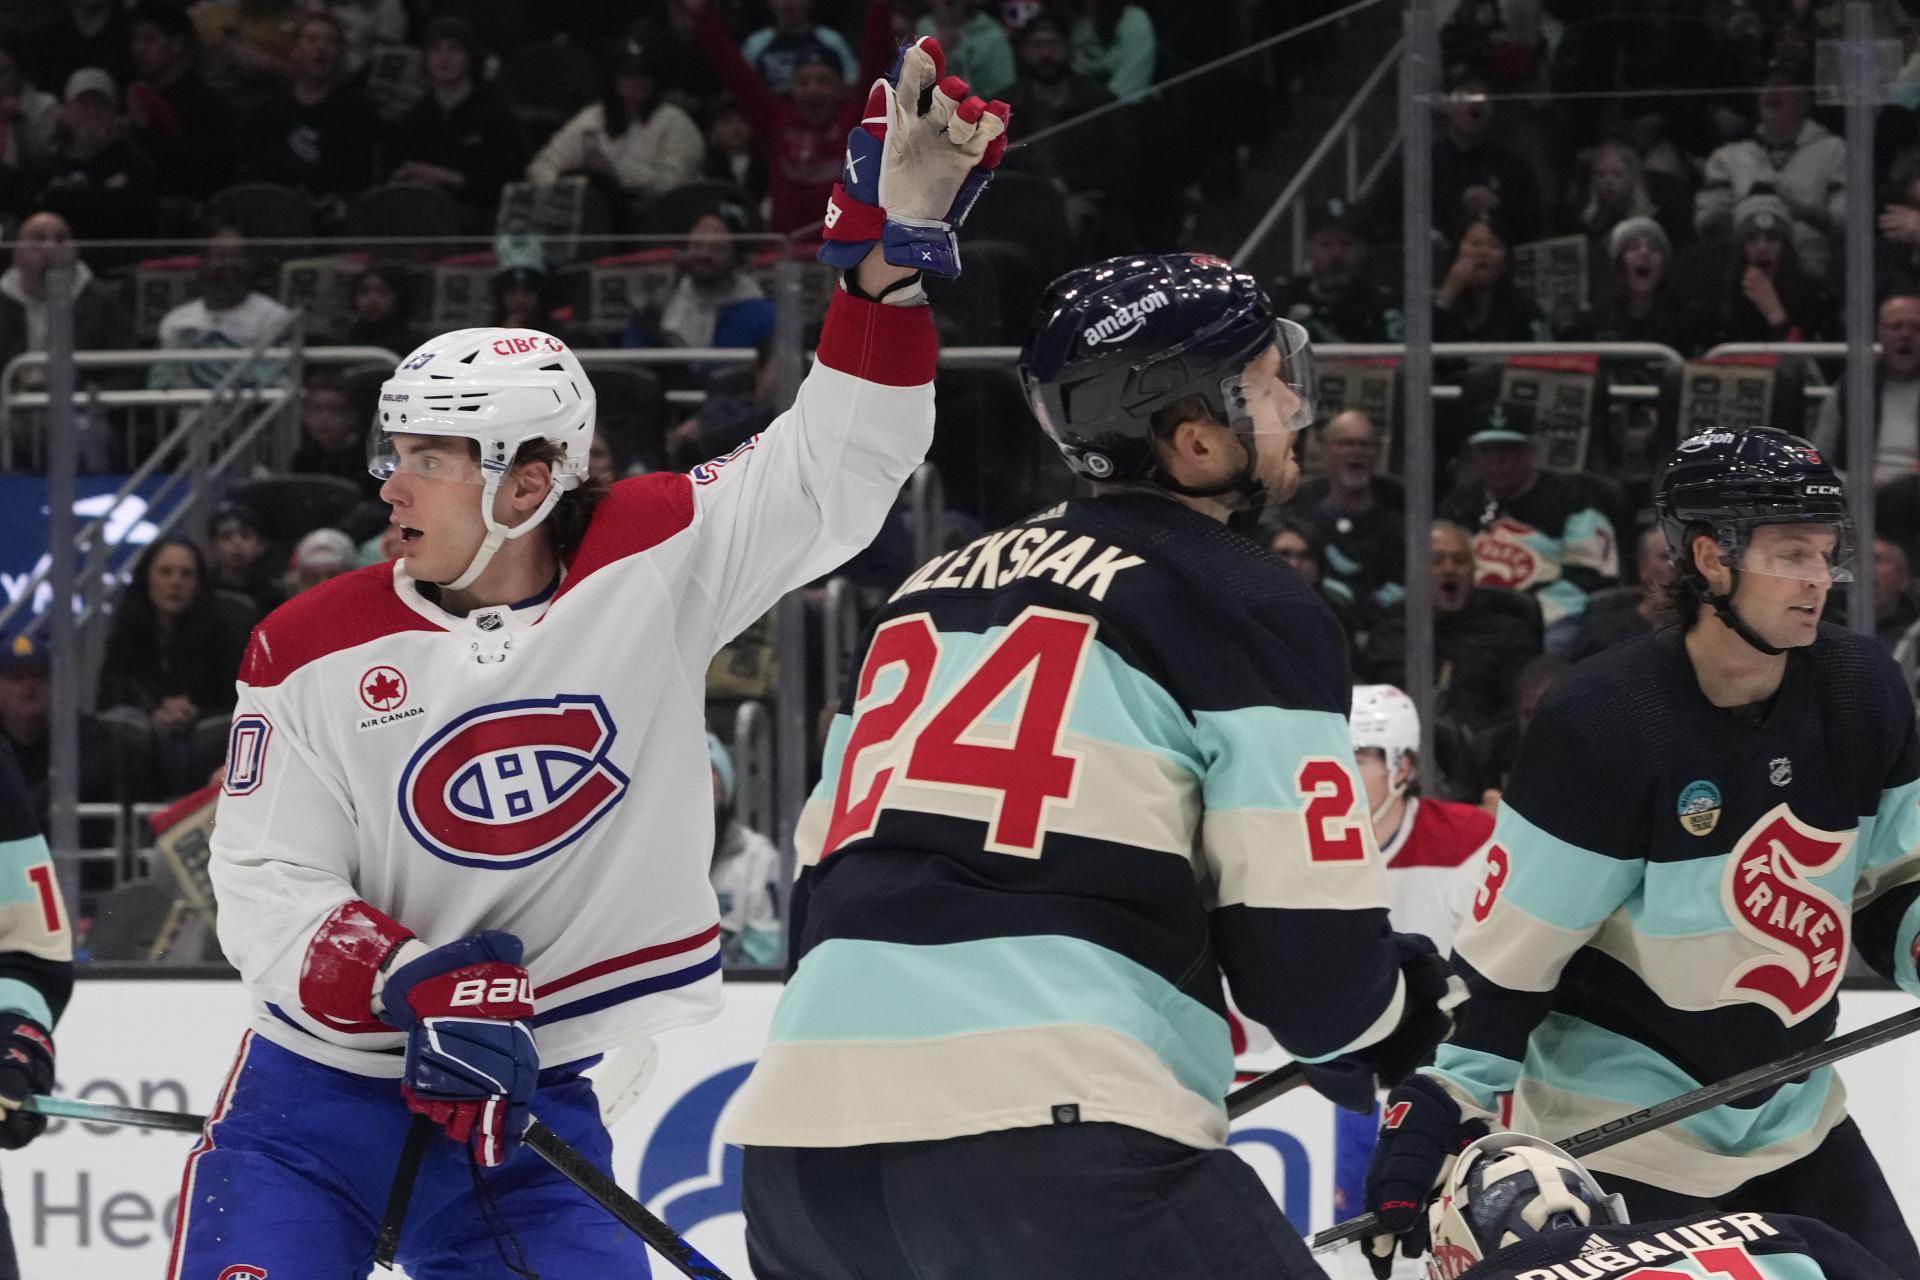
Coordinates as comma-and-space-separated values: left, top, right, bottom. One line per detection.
739, 0, 856, 95
1071, 0, 1155, 101
915, 0, 1015, 102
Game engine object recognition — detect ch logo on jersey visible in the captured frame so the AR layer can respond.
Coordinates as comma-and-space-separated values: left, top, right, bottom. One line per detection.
1719, 803, 1853, 1024
217, 1267, 269, 1280
1471, 517, 1549, 591
398, 694, 630, 870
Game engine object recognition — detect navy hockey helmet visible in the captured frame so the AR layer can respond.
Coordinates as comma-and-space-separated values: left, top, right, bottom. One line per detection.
1018, 253, 1315, 484
1426, 1133, 1629, 1280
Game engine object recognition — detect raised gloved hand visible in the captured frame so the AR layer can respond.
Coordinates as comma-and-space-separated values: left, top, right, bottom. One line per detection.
380, 931, 539, 1167
0, 1014, 53, 1149
820, 35, 1010, 277
1363, 1073, 1490, 1279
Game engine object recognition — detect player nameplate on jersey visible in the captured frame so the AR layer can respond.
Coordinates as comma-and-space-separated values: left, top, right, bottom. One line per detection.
1676, 779, 1721, 836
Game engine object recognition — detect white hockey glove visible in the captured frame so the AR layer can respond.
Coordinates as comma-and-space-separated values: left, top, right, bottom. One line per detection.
819, 36, 1010, 277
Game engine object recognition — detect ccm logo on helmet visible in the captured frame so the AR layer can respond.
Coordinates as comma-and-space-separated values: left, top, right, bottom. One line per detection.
1082, 290, 1170, 347
1805, 484, 1841, 495
398, 694, 630, 870
492, 335, 568, 357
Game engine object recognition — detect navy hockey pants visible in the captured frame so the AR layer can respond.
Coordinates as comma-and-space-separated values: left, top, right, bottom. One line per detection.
1594, 1118, 1919, 1279
168, 1031, 652, 1279
741, 1121, 1329, 1280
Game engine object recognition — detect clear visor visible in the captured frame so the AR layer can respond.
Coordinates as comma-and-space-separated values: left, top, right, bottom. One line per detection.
1721, 520, 1854, 585
367, 431, 489, 485
1220, 318, 1317, 438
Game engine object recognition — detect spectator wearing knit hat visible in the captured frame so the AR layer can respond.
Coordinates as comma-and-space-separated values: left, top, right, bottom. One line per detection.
286, 528, 355, 597
1688, 190, 1835, 347
1563, 215, 1696, 352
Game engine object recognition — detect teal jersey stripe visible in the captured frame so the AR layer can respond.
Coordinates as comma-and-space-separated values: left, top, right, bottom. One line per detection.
0, 978, 51, 1030
773, 935, 1232, 1103
1428, 1043, 1524, 1113
1525, 1012, 1833, 1154
1864, 775, 1920, 873
1751, 1254, 1834, 1280
0, 836, 48, 906
1635, 850, 1855, 937
810, 712, 853, 813
1492, 805, 1645, 931
1191, 705, 1353, 813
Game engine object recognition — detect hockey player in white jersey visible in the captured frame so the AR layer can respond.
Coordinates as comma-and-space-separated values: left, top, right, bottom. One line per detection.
173, 37, 1008, 1278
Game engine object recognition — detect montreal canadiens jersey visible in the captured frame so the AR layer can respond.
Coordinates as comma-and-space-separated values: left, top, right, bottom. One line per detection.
208, 291, 935, 1077
723, 495, 1409, 1152
1440, 472, 1619, 627
0, 739, 70, 1034
1452, 1211, 1897, 1280
1382, 795, 1495, 951
1430, 627, 1920, 1196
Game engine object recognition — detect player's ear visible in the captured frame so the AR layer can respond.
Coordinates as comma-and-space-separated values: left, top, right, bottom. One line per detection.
507, 458, 553, 514
1691, 530, 1727, 587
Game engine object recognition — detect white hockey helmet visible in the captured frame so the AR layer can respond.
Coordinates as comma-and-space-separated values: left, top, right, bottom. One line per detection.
1351, 684, 1420, 771
368, 327, 595, 590
1426, 1133, 1629, 1280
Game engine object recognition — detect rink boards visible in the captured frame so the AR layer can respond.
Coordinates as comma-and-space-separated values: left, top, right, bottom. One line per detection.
10, 978, 1917, 1279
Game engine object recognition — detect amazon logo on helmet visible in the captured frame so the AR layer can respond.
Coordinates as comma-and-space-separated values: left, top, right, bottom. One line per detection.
1080, 290, 1171, 348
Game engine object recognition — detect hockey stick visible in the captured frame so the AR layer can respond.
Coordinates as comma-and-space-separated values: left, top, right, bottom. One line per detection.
1226, 1060, 1308, 1118
23, 1096, 736, 1280
373, 1115, 434, 1270
1307, 1003, 1920, 1253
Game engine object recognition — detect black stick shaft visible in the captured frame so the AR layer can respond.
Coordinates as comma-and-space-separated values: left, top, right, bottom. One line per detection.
1308, 1005, 1920, 1253
524, 1119, 736, 1280
374, 1115, 434, 1270
1226, 1061, 1308, 1118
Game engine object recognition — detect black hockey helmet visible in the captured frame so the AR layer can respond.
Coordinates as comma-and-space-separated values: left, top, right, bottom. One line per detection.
1018, 253, 1315, 483
1654, 426, 1853, 653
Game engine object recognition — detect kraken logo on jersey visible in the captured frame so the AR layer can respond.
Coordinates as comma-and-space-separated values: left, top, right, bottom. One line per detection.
1719, 803, 1853, 1024
398, 694, 632, 870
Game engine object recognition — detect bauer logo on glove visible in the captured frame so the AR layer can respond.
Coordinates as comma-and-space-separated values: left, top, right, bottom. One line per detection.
820, 36, 1010, 277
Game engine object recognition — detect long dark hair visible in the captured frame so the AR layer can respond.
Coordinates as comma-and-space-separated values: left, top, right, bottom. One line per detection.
104, 536, 225, 659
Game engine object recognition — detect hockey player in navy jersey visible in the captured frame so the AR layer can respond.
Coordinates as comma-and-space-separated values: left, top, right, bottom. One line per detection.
176, 37, 1008, 1280
1423, 1132, 1899, 1280
1364, 428, 1920, 1278
725, 253, 1454, 1278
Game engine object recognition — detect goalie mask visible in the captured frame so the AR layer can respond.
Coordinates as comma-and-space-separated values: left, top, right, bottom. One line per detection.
1427, 1134, 1629, 1280
368, 327, 594, 591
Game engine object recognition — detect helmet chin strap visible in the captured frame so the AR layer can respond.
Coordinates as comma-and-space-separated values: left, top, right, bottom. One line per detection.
1369, 757, 1413, 827
1701, 567, 1786, 657
437, 473, 565, 593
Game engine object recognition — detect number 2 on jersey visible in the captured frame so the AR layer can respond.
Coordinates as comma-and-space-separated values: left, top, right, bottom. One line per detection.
822, 607, 1096, 858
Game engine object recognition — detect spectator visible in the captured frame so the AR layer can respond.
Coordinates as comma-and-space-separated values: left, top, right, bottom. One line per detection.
95, 536, 251, 795
1001, 13, 1126, 240
707, 733, 781, 966
38, 69, 157, 245
1433, 214, 1552, 343
665, 338, 779, 467
526, 37, 703, 210
741, 0, 856, 95
386, 17, 528, 228
285, 527, 355, 597
150, 224, 294, 390
1375, 63, 1545, 246
204, 500, 282, 618
1071, 0, 1155, 102
1263, 513, 1363, 645
0, 630, 117, 826
1454, 650, 1571, 804
623, 202, 775, 351
1363, 520, 1544, 736
0, 32, 61, 213
191, 0, 304, 104
1281, 409, 1405, 615
29, 0, 129, 94
239, 13, 381, 210
917, 0, 1015, 101
1563, 216, 1694, 352
1874, 536, 1919, 652
289, 371, 382, 499
127, 1, 237, 203
1689, 192, 1834, 347
1563, 524, 1676, 662
1695, 62, 1845, 278
702, 102, 766, 202
1438, 399, 1620, 647
1813, 293, 1920, 484
1559, 139, 1691, 259
692, 0, 895, 236
0, 210, 135, 388
1876, 174, 1920, 298
1270, 197, 1406, 344
490, 265, 574, 343
345, 264, 413, 354
330, 0, 405, 77
587, 430, 640, 485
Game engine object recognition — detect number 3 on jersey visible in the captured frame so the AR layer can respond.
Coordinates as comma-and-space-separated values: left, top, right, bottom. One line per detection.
821, 607, 1097, 859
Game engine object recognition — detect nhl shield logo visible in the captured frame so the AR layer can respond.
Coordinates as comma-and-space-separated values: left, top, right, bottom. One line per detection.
1769, 756, 1793, 787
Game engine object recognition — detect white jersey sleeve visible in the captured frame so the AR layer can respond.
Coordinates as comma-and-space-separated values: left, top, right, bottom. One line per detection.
680, 289, 937, 654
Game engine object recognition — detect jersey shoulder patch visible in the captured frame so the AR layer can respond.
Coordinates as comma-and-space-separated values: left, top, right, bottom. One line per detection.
244, 564, 438, 688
